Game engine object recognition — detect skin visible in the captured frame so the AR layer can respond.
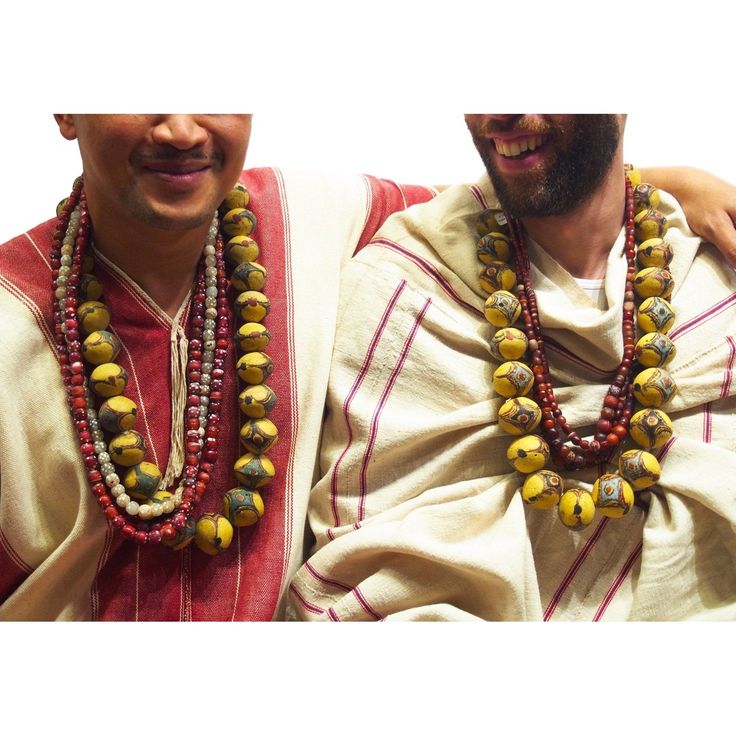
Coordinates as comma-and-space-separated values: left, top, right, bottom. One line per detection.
465, 114, 628, 279
55, 114, 252, 317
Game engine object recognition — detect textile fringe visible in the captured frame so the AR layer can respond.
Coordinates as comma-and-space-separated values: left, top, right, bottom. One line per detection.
160, 325, 188, 489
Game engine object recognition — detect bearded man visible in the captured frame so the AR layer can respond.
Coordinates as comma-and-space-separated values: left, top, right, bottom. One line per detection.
291, 114, 736, 621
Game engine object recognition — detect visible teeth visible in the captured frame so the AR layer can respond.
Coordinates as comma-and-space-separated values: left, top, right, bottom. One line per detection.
495, 135, 545, 158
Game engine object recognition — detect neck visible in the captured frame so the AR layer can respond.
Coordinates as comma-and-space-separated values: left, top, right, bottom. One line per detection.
521, 155, 626, 280
87, 202, 211, 319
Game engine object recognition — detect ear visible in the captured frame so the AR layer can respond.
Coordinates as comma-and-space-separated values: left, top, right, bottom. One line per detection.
54, 114, 78, 141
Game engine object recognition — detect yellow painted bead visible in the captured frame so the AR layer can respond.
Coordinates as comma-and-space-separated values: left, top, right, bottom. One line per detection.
236, 352, 274, 384
222, 207, 257, 237
123, 461, 162, 501
235, 291, 271, 323
618, 449, 661, 490
637, 238, 673, 268
506, 434, 550, 473
521, 469, 563, 509
479, 261, 517, 294
633, 182, 661, 214
498, 397, 542, 436
56, 197, 68, 218
225, 235, 260, 266
220, 184, 250, 213
238, 384, 277, 418
634, 208, 669, 242
484, 290, 521, 327
476, 209, 509, 237
477, 232, 512, 264
633, 367, 677, 407
558, 488, 596, 530
108, 430, 147, 467
634, 332, 676, 368
233, 452, 276, 488
237, 322, 271, 352
629, 408, 673, 449
240, 418, 279, 453
634, 267, 673, 299
79, 273, 104, 301
637, 297, 675, 334
82, 330, 121, 365
492, 360, 534, 398
81, 254, 95, 274
223, 488, 265, 527
98, 395, 138, 433
592, 474, 634, 518
490, 328, 528, 362
77, 300, 111, 334
624, 164, 641, 187
164, 516, 197, 550
231, 261, 267, 292
148, 489, 174, 507
195, 513, 234, 556
89, 362, 129, 398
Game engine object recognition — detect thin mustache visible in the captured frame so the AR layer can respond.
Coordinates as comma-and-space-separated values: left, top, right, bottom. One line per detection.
135, 150, 222, 165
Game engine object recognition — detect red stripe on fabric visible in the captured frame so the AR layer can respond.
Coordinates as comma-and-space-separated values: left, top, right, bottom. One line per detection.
353, 586, 383, 621
669, 293, 736, 341
468, 184, 489, 209
542, 518, 610, 621
328, 280, 407, 531
703, 402, 713, 444
370, 239, 481, 317
0, 527, 33, 607
289, 582, 325, 615
720, 336, 736, 398
327, 607, 341, 621
544, 336, 616, 377
359, 298, 432, 521
354, 178, 434, 255
304, 560, 353, 593
656, 435, 677, 462
592, 541, 643, 621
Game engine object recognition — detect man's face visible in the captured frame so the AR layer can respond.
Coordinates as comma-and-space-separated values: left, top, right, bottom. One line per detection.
464, 114, 623, 218
55, 114, 252, 231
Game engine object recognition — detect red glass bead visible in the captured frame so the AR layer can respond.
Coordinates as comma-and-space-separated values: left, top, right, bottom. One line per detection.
149, 530, 162, 544
134, 531, 148, 545
606, 433, 620, 447
121, 524, 136, 539
104, 506, 119, 520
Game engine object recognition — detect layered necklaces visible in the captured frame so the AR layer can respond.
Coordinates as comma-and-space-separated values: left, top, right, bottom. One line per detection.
479, 167, 677, 530
51, 177, 277, 553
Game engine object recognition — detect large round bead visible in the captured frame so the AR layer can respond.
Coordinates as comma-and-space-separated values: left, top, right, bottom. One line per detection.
237, 322, 271, 352
635, 332, 676, 368
235, 290, 271, 322
506, 434, 549, 473
108, 430, 147, 467
490, 328, 528, 361
56, 197, 68, 218
234, 453, 276, 488
225, 235, 260, 266
223, 488, 265, 527
498, 397, 542, 436
637, 297, 675, 334
476, 209, 508, 236
477, 232, 512, 264
89, 362, 129, 398
492, 360, 534, 398
479, 261, 516, 294
633, 367, 677, 407
618, 449, 661, 490
484, 290, 521, 327
558, 488, 596, 530
195, 513, 234, 556
231, 261, 267, 292
239, 384, 277, 418
236, 352, 274, 384
591, 474, 634, 518
220, 184, 250, 213
79, 273, 103, 301
634, 267, 673, 299
164, 515, 197, 550
222, 207, 257, 237
81, 253, 95, 274
624, 164, 641, 187
240, 418, 279, 453
147, 489, 175, 517
123, 461, 162, 501
633, 182, 661, 214
634, 208, 668, 241
521, 469, 563, 510
82, 330, 121, 365
637, 238, 673, 268
629, 408, 673, 449
98, 395, 138, 433
77, 300, 111, 334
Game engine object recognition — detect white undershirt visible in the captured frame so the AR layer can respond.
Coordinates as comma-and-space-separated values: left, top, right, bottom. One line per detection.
573, 276, 607, 310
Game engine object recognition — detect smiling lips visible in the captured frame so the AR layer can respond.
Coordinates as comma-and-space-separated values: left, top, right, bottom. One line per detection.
494, 134, 547, 158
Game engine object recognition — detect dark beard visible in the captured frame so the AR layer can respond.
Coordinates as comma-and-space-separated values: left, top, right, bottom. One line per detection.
479, 115, 621, 218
